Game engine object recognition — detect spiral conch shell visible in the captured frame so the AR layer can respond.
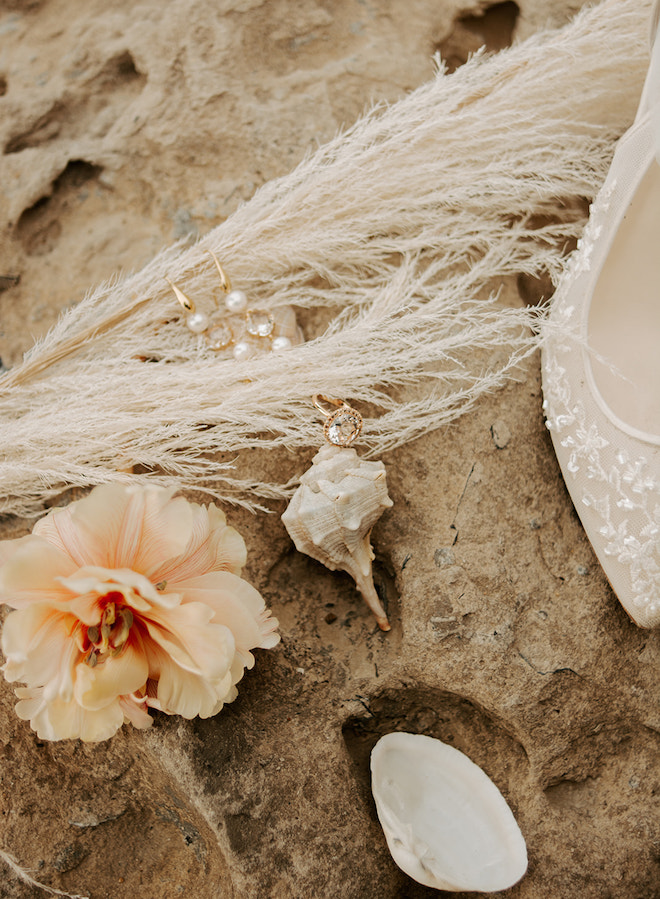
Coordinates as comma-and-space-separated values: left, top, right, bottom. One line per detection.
281, 442, 393, 630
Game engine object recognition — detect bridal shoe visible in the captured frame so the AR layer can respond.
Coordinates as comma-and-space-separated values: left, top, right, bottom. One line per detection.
541, 3, 660, 627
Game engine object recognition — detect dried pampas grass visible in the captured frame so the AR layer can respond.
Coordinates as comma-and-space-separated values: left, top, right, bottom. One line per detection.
0, 848, 89, 899
0, 0, 650, 516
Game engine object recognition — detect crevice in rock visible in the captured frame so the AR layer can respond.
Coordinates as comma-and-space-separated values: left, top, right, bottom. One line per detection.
0, 274, 20, 293
372, 551, 400, 627
101, 49, 144, 86
4, 50, 146, 155
15, 159, 103, 256
342, 686, 529, 820
436, 1, 520, 73
4, 100, 64, 154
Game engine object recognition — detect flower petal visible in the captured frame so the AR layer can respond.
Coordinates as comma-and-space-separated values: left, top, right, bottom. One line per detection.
74, 639, 149, 711
0, 537, 77, 608
2, 605, 78, 701
205, 505, 248, 573
144, 601, 235, 681
33, 504, 97, 568
178, 572, 280, 652
15, 686, 125, 742
57, 567, 181, 621
144, 640, 235, 719
118, 694, 153, 729
229, 652, 250, 686
147, 503, 247, 585
0, 535, 30, 566
58, 484, 193, 572
120, 487, 193, 573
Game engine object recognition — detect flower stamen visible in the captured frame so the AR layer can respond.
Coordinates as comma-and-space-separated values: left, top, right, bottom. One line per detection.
87, 625, 100, 644
112, 608, 133, 649
83, 602, 135, 667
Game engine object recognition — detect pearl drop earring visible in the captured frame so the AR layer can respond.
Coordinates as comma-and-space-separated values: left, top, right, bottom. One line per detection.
167, 253, 304, 359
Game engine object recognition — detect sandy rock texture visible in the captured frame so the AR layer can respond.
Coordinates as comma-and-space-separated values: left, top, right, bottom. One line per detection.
1, 1, 659, 898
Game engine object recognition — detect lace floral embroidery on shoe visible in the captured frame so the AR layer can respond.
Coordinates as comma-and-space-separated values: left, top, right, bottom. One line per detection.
566, 179, 616, 279
542, 176, 660, 614
544, 319, 659, 609
544, 361, 660, 612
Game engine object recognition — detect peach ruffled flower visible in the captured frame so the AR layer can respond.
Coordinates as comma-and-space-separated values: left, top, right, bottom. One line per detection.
0, 484, 279, 742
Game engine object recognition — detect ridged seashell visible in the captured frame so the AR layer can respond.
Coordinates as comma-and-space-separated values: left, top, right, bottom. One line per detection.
371, 733, 528, 892
281, 443, 393, 630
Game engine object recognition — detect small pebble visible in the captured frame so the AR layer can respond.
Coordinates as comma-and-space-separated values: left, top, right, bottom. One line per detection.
172, 208, 198, 240
98, 169, 117, 189
434, 547, 455, 567
491, 419, 511, 449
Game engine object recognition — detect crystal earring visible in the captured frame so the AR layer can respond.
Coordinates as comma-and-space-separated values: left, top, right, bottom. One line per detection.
167, 252, 304, 359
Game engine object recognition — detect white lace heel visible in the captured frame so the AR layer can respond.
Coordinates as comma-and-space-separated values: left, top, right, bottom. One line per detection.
541, 3, 660, 626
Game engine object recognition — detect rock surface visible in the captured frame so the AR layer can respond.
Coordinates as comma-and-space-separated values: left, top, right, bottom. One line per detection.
1, 1, 659, 898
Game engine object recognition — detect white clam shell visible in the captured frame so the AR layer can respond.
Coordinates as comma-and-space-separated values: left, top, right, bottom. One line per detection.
370, 732, 528, 893
281, 443, 393, 630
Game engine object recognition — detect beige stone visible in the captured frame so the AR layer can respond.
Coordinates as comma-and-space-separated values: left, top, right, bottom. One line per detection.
1, 1, 659, 897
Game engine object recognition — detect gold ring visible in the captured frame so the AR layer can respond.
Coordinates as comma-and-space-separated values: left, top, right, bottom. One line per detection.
312, 396, 363, 447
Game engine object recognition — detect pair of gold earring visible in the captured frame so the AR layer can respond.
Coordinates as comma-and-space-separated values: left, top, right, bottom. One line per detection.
167, 252, 303, 360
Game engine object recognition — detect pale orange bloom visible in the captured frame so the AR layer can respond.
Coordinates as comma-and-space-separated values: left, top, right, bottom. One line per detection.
0, 484, 279, 742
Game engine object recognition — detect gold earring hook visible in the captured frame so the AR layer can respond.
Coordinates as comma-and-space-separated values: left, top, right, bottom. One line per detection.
166, 277, 195, 313
207, 250, 232, 294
